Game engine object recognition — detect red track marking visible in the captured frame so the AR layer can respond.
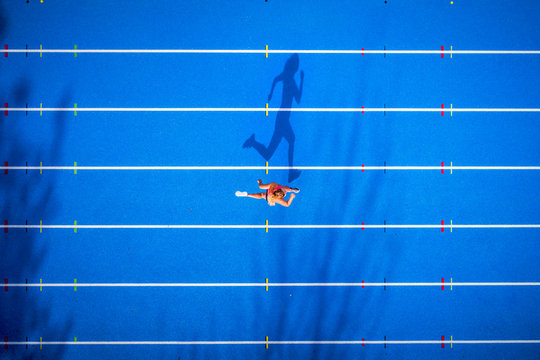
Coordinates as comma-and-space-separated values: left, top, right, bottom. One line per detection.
4, 44, 7, 57
362, 222, 365, 230
4, 220, 7, 233
441, 46, 444, 58
441, 162, 444, 174
4, 162, 7, 174
441, 220, 445, 232
441, 104, 444, 116
3, 336, 7, 349
441, 278, 445, 290
4, 103, 7, 116
362, 48, 364, 56
362, 281, 365, 288
362, 338, 365, 346
441, 335, 445, 348
4, 279, 7, 292
361, 106, 364, 114
362, 164, 364, 172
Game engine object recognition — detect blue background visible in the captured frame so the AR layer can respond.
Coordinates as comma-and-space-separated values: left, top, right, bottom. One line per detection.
1, 0, 539, 358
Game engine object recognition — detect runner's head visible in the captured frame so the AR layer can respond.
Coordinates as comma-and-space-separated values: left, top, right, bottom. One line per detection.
273, 189, 285, 199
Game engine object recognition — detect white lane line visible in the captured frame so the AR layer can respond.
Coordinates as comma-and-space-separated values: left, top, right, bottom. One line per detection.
6, 107, 540, 112
5, 48, 540, 55
5, 224, 540, 230
5, 166, 540, 171
6, 282, 540, 288
5, 339, 540, 345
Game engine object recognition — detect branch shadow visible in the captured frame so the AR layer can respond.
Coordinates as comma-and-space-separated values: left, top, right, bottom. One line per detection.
0, 8, 73, 355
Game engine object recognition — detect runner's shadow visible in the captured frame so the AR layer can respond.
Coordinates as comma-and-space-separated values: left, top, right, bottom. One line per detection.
243, 54, 304, 183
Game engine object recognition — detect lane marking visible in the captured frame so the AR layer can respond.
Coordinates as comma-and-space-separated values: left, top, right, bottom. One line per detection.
7, 281, 540, 288
4, 223, 540, 230
5, 48, 540, 55
265, 278, 268, 291
265, 336, 268, 349
3, 165, 540, 171
74, 162, 77, 174
9, 106, 540, 113
4, 220, 540, 232
3, 339, 540, 346
265, 103, 268, 116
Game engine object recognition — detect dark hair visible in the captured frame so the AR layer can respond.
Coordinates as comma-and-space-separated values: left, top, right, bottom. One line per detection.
273, 189, 285, 199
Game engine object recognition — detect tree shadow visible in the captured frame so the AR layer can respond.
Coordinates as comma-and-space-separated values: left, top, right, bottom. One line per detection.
243, 54, 304, 183
0, 7, 73, 355
268, 114, 398, 359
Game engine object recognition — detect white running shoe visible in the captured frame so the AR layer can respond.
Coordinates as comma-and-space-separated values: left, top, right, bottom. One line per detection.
291, 188, 300, 193
235, 191, 248, 197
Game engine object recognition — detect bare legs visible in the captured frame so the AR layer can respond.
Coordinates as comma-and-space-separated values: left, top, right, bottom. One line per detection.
247, 193, 266, 200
